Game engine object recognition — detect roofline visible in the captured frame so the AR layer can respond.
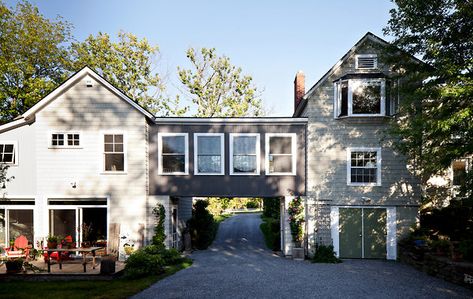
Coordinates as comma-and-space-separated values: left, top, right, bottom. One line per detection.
154, 117, 308, 124
22, 66, 155, 120
0, 117, 33, 134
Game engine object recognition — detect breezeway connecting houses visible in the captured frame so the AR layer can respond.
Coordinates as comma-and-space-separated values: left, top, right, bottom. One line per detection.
0, 33, 420, 260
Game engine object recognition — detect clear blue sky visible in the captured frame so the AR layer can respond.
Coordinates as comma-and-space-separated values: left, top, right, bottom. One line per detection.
7, 0, 396, 116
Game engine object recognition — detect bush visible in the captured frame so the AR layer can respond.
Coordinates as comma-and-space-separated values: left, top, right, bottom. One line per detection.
124, 248, 165, 279
260, 217, 280, 251
246, 201, 259, 209
263, 198, 280, 219
459, 240, 473, 262
187, 200, 218, 249
311, 245, 342, 263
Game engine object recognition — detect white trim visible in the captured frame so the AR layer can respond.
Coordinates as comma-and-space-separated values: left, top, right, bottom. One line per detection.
22, 67, 154, 120
265, 133, 297, 175
158, 133, 189, 175
154, 117, 307, 124
346, 147, 382, 186
0, 117, 32, 134
101, 131, 128, 174
229, 133, 260, 176
335, 79, 386, 117
386, 207, 397, 260
330, 206, 340, 258
0, 140, 19, 166
194, 133, 225, 175
355, 54, 378, 69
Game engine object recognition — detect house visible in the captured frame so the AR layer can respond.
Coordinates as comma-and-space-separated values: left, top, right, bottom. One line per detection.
292, 32, 421, 259
0, 32, 421, 260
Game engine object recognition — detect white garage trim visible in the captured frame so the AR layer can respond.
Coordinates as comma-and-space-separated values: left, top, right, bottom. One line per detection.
330, 207, 340, 257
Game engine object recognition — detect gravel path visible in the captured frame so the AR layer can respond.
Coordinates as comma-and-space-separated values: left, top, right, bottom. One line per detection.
134, 213, 473, 299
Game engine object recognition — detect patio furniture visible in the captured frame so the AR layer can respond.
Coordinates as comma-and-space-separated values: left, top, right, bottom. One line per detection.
5, 235, 31, 260
45, 246, 103, 273
43, 235, 75, 262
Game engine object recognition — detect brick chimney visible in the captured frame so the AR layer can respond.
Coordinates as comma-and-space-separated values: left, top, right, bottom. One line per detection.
294, 71, 305, 113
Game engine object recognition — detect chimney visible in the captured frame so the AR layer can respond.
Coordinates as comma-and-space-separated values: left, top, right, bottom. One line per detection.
294, 71, 305, 113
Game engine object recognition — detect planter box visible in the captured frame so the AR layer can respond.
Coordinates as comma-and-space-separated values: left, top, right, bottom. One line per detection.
292, 247, 304, 260
100, 259, 116, 274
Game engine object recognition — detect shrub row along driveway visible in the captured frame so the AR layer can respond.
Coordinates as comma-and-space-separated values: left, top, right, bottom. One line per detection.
134, 213, 472, 298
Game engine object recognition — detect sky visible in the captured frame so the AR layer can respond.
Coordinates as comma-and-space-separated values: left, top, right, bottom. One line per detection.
7, 0, 396, 116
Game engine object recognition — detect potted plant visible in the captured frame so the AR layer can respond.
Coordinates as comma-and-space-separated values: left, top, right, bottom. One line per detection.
47, 235, 59, 249
5, 258, 24, 274
288, 196, 305, 259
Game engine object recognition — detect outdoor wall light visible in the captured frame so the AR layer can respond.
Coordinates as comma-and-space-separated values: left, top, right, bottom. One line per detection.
361, 196, 371, 203
71, 182, 77, 188
1, 182, 5, 189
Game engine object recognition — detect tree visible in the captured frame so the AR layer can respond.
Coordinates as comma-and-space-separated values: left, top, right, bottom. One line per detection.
71, 31, 174, 115
384, 0, 473, 204
0, 1, 73, 123
178, 47, 263, 117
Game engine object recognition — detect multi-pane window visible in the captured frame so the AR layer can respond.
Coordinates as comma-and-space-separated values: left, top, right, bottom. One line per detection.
67, 134, 80, 146
51, 133, 80, 147
0, 143, 16, 164
334, 79, 386, 117
159, 133, 188, 174
266, 133, 296, 175
194, 133, 224, 175
52, 134, 65, 146
230, 134, 259, 175
104, 134, 124, 172
348, 148, 381, 185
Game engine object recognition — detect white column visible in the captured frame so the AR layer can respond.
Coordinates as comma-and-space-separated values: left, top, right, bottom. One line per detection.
282, 196, 294, 256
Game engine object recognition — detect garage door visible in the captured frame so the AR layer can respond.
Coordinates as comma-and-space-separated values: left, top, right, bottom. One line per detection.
339, 208, 387, 259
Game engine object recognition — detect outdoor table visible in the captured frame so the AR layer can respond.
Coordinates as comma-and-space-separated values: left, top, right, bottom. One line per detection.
45, 247, 103, 273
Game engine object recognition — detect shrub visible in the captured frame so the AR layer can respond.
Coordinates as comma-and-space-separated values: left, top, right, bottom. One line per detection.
260, 217, 280, 251
124, 248, 165, 279
263, 198, 280, 219
160, 248, 184, 265
459, 240, 473, 262
187, 200, 218, 249
246, 201, 259, 209
311, 245, 341, 264
152, 203, 166, 250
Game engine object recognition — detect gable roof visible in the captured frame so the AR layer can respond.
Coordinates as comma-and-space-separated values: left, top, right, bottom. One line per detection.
22, 66, 155, 120
293, 32, 391, 117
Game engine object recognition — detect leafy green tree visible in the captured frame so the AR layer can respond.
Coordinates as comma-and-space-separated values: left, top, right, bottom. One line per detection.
384, 0, 473, 203
178, 47, 263, 117
0, 1, 73, 123
71, 31, 180, 115
151, 203, 166, 250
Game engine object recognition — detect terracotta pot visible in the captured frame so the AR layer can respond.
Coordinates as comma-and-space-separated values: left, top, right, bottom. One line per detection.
47, 241, 57, 249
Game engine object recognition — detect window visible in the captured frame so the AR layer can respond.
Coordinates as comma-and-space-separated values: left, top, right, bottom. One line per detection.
194, 133, 224, 175
452, 160, 467, 186
347, 148, 381, 186
103, 134, 125, 172
265, 133, 297, 175
334, 79, 386, 117
230, 133, 260, 175
0, 142, 17, 164
158, 133, 188, 175
51, 133, 80, 147
355, 54, 378, 69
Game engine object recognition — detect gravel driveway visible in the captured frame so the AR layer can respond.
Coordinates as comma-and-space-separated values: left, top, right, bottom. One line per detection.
134, 213, 472, 299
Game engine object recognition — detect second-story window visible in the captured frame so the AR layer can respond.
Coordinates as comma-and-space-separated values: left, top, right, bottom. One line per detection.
0, 142, 17, 164
194, 133, 224, 175
159, 133, 188, 175
334, 79, 386, 117
51, 133, 80, 147
104, 134, 125, 172
265, 133, 297, 175
230, 133, 260, 175
347, 148, 381, 186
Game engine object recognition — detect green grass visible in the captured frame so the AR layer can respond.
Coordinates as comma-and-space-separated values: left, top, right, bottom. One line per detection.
0, 259, 192, 299
213, 213, 232, 223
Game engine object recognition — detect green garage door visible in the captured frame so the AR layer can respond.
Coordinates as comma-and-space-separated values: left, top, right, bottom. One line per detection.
339, 208, 387, 259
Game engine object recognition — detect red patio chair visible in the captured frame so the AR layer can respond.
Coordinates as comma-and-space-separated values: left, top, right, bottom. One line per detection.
5, 235, 30, 260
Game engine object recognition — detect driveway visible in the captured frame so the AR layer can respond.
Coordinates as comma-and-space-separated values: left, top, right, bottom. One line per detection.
134, 213, 472, 298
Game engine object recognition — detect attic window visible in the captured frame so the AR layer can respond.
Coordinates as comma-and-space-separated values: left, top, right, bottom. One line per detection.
356, 54, 377, 69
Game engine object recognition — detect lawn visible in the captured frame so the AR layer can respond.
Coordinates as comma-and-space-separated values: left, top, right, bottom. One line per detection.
0, 260, 192, 299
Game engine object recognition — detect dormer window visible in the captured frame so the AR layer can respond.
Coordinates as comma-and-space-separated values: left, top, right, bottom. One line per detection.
334, 78, 386, 117
356, 54, 378, 69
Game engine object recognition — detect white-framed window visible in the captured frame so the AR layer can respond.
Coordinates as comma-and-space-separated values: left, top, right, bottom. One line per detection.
452, 160, 468, 186
355, 54, 378, 69
0, 141, 18, 165
103, 133, 126, 172
265, 133, 297, 175
158, 133, 189, 175
347, 147, 381, 186
334, 79, 386, 117
50, 132, 81, 148
194, 133, 224, 175
230, 133, 260, 175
